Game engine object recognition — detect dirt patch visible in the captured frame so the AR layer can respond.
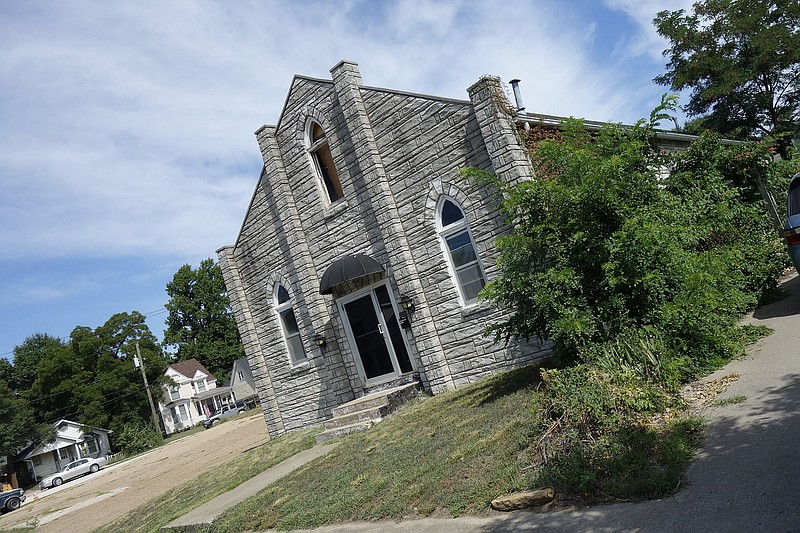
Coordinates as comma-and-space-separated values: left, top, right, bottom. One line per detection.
682, 373, 742, 412
0, 414, 268, 533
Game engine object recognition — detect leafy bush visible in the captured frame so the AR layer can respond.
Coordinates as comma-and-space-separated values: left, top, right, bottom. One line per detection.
530, 365, 702, 500
468, 101, 787, 375
469, 100, 789, 502
579, 326, 683, 388
113, 421, 162, 456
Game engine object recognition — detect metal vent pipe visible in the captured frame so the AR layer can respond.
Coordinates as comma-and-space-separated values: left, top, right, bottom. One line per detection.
509, 79, 525, 112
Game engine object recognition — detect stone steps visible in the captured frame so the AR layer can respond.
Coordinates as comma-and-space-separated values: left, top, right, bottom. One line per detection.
315, 382, 420, 443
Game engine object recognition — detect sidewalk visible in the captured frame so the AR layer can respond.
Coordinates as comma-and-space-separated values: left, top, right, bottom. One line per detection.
267, 274, 800, 532
166, 275, 800, 532
163, 444, 338, 530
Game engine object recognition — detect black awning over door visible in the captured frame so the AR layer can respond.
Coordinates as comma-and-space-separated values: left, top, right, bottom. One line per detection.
319, 254, 385, 295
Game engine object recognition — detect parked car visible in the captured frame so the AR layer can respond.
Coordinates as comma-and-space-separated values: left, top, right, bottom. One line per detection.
39, 456, 107, 490
203, 401, 248, 429
784, 172, 800, 274
0, 488, 25, 512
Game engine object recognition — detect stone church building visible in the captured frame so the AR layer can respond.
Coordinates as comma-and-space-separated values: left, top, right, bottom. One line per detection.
217, 60, 557, 437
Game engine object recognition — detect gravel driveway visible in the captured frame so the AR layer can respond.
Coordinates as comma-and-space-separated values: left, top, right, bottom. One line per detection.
0, 414, 268, 533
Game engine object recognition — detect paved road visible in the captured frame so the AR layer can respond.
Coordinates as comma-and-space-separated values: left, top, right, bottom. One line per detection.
0, 414, 268, 533
268, 273, 800, 533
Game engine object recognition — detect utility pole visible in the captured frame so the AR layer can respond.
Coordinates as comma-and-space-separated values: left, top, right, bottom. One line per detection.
135, 342, 163, 439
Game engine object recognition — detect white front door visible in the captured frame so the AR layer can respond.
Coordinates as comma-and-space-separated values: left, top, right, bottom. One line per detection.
339, 282, 413, 385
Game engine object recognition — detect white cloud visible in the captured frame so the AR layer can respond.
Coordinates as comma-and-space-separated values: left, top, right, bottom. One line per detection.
388, 0, 463, 38
0, 0, 685, 265
1, 0, 705, 356
1, 274, 103, 305
604, 0, 695, 60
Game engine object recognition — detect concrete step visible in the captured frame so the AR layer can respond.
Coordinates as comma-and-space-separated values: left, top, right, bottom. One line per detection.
324, 404, 392, 430
315, 381, 421, 443
331, 393, 390, 418
331, 382, 419, 417
315, 420, 375, 444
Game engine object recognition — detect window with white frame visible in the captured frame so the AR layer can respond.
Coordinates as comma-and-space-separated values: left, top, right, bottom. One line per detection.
438, 198, 487, 306
275, 284, 307, 365
85, 437, 99, 455
170, 403, 189, 423
195, 379, 206, 392
169, 387, 180, 401
307, 121, 344, 204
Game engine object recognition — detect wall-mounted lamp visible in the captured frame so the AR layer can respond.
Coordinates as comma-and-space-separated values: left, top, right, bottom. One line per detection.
312, 333, 326, 348
398, 294, 414, 329
399, 294, 414, 313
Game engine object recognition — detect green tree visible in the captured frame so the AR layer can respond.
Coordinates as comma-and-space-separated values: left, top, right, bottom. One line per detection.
0, 358, 12, 385
471, 109, 786, 380
654, 0, 800, 159
68, 312, 168, 435
164, 258, 243, 380
0, 379, 53, 458
19, 314, 167, 438
27, 337, 85, 423
10, 333, 65, 395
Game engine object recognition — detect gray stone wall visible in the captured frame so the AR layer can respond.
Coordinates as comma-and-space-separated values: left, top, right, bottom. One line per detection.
218, 61, 552, 437
360, 76, 549, 392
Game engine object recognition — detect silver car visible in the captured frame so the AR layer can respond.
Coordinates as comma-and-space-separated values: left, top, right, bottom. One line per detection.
39, 456, 107, 490
785, 172, 800, 274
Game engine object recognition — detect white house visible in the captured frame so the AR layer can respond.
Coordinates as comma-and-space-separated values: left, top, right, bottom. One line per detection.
158, 358, 236, 434
23, 420, 112, 481
229, 357, 257, 406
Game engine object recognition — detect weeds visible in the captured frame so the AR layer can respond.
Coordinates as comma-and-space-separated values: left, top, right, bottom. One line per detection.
714, 395, 747, 406
527, 364, 703, 502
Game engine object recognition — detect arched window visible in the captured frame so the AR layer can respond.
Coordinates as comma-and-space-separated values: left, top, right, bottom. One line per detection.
307, 121, 344, 204
275, 284, 307, 365
438, 198, 486, 306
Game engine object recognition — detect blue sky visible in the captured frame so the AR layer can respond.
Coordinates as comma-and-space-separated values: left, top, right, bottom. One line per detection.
0, 0, 693, 361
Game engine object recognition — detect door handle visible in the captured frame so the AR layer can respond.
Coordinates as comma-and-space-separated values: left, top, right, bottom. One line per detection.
378, 322, 385, 335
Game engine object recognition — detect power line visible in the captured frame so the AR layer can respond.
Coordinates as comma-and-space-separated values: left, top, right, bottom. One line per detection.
10, 366, 158, 407
1, 307, 170, 359
40, 383, 165, 427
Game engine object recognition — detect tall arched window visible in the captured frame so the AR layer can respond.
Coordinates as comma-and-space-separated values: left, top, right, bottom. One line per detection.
438, 198, 486, 306
307, 121, 344, 204
275, 284, 307, 365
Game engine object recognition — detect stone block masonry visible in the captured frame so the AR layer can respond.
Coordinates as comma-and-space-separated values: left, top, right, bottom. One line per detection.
218, 60, 551, 437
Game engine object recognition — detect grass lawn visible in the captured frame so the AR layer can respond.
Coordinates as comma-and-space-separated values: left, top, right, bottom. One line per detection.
93, 427, 317, 533
92, 363, 701, 532
212, 365, 543, 531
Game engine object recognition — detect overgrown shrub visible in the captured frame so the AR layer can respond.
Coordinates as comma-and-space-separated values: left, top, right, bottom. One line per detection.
470, 100, 790, 502
579, 326, 684, 388
530, 365, 703, 500
113, 421, 162, 456
469, 100, 787, 375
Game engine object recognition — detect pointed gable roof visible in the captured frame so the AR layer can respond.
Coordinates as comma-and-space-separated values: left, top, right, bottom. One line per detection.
167, 358, 213, 380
